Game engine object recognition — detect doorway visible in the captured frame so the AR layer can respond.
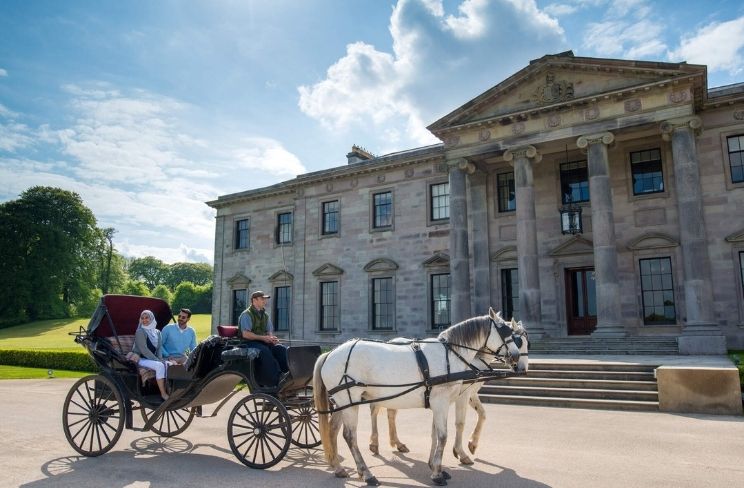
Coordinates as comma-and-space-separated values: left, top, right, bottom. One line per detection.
565, 267, 597, 335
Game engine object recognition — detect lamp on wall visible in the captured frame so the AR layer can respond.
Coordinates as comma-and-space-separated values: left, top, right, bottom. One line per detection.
559, 144, 583, 235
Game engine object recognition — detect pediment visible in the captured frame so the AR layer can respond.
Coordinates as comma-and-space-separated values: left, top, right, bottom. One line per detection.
312, 263, 344, 277
227, 272, 251, 286
626, 232, 679, 250
491, 246, 517, 262
268, 270, 294, 282
725, 229, 744, 243
363, 258, 399, 273
428, 52, 705, 135
422, 252, 450, 268
549, 236, 594, 256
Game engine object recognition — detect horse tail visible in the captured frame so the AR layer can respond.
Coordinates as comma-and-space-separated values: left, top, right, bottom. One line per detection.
313, 351, 335, 464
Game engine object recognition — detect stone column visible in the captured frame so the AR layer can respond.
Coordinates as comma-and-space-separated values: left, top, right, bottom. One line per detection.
448, 159, 475, 324
577, 132, 625, 337
661, 116, 726, 354
503, 146, 543, 336
468, 169, 491, 316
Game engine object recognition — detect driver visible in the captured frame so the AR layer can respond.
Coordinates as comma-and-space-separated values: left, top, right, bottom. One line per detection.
238, 291, 289, 387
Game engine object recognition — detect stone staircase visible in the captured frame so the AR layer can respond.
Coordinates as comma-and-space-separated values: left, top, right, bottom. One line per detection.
529, 336, 679, 355
479, 361, 660, 411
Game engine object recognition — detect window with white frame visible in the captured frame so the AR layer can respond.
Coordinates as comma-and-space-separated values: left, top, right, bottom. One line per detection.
372, 191, 393, 229
430, 182, 449, 221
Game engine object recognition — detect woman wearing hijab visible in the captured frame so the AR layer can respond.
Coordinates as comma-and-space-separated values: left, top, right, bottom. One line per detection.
132, 309, 169, 400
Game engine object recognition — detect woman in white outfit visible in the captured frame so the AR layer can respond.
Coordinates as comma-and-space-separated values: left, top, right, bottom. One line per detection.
132, 309, 170, 400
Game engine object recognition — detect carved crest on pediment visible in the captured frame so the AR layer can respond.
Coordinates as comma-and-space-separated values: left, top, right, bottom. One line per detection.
532, 72, 574, 105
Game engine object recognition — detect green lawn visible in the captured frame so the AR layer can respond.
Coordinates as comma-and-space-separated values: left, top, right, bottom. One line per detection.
0, 314, 213, 350
0, 365, 89, 379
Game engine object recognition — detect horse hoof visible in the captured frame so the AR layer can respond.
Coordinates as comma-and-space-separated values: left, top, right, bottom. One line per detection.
369, 444, 379, 455
460, 456, 474, 465
366, 476, 380, 486
468, 442, 477, 454
431, 476, 447, 486
334, 469, 349, 478
397, 444, 409, 453
442, 470, 452, 480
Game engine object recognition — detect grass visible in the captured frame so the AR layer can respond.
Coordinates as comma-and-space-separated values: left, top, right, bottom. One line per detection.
729, 350, 744, 385
0, 314, 213, 351
0, 365, 89, 379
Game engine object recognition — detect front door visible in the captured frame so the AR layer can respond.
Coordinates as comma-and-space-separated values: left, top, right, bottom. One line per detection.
565, 267, 597, 335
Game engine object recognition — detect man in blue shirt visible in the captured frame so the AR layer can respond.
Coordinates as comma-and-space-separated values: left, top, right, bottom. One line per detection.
238, 291, 289, 387
161, 308, 198, 364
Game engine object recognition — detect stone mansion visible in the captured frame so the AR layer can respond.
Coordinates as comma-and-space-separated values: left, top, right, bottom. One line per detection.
207, 52, 744, 353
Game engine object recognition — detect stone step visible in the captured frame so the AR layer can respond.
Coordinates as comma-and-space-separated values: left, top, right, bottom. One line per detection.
529, 363, 658, 373
529, 348, 678, 355
479, 393, 659, 412
494, 377, 658, 391
526, 369, 655, 381
480, 384, 658, 401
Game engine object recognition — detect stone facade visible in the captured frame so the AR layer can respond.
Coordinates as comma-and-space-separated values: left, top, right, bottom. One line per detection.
207, 52, 744, 352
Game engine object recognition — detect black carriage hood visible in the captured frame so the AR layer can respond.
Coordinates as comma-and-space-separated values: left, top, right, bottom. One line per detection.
87, 294, 173, 338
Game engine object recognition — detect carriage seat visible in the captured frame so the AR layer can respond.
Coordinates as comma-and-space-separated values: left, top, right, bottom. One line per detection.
217, 325, 239, 338
104, 335, 156, 384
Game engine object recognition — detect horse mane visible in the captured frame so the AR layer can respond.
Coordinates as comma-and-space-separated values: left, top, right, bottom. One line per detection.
438, 315, 490, 348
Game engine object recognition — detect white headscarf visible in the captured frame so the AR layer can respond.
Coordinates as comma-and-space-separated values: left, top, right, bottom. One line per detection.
138, 309, 159, 346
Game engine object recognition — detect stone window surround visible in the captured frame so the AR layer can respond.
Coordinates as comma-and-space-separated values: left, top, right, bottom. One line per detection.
620, 138, 673, 203
233, 215, 251, 253
638, 256, 677, 326
558, 158, 590, 205
719, 127, 744, 190
369, 276, 396, 332
426, 177, 450, 227
629, 248, 682, 328
318, 280, 341, 333
489, 165, 518, 219
319, 197, 341, 239
369, 187, 395, 233
423, 252, 450, 331
273, 207, 294, 248
272, 285, 291, 332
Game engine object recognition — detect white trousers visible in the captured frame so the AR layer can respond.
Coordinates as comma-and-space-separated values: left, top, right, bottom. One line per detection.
138, 358, 166, 380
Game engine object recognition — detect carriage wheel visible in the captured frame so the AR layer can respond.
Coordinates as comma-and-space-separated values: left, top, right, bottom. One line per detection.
140, 405, 196, 437
227, 393, 291, 469
62, 375, 125, 457
288, 397, 321, 448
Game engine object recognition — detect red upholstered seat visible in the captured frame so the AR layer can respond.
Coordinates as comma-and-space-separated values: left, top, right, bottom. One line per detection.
217, 325, 239, 338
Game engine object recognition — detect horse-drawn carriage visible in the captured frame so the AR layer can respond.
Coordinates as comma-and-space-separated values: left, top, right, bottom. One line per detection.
62, 294, 321, 468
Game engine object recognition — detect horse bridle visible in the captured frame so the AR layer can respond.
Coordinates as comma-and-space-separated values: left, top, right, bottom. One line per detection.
484, 318, 529, 370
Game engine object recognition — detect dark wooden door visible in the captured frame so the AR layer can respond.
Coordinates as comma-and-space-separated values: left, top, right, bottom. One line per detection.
565, 267, 597, 335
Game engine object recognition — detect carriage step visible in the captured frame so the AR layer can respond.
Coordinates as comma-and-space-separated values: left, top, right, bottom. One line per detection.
480, 385, 658, 401
479, 393, 659, 411
524, 369, 655, 381
494, 377, 658, 391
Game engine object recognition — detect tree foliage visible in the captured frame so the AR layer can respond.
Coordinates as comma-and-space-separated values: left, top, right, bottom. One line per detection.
172, 281, 212, 313
0, 187, 106, 324
166, 262, 212, 288
151, 284, 173, 304
122, 279, 151, 297
128, 256, 168, 290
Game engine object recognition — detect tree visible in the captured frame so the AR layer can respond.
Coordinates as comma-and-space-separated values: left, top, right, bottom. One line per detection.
172, 281, 212, 313
128, 256, 168, 290
151, 284, 173, 305
166, 262, 213, 289
122, 279, 151, 297
0, 187, 106, 323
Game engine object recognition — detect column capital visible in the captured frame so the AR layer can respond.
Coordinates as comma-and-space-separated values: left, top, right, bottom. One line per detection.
503, 145, 542, 163
447, 158, 476, 174
576, 131, 614, 148
660, 116, 703, 141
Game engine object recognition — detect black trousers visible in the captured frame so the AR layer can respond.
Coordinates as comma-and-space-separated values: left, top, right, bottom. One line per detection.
243, 341, 288, 386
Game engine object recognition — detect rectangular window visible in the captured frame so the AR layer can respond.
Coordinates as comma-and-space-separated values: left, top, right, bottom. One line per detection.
639, 257, 676, 325
500, 268, 519, 321
232, 289, 247, 325
497, 172, 516, 212
431, 273, 451, 329
727, 134, 744, 183
322, 200, 339, 235
273, 286, 291, 331
560, 160, 590, 204
372, 277, 394, 330
235, 219, 249, 249
631, 148, 664, 195
430, 182, 450, 221
276, 212, 292, 244
373, 191, 392, 228
320, 281, 339, 331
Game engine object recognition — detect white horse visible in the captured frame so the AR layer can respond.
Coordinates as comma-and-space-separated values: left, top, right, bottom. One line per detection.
313, 308, 528, 486
370, 316, 524, 465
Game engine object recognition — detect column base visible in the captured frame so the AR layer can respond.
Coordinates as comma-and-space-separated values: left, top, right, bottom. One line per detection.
591, 324, 626, 338
678, 331, 727, 355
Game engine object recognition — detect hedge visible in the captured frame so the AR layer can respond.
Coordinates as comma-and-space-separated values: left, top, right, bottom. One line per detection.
0, 349, 96, 372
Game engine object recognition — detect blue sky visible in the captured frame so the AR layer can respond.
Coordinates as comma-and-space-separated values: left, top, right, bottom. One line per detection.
2, 0, 743, 264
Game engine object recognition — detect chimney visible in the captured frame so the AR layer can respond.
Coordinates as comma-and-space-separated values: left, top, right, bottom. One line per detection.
347, 145, 374, 164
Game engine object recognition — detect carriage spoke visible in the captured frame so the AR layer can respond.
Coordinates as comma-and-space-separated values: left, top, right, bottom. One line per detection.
228, 394, 291, 469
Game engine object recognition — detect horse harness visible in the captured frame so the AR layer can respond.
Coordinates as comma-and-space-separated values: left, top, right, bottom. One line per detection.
323, 320, 528, 413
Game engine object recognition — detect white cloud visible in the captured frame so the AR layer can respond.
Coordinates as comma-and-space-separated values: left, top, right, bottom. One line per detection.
298, 0, 566, 148
668, 17, 744, 76
581, 0, 666, 59
543, 3, 578, 16
0, 68, 7, 77
0, 105, 34, 152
